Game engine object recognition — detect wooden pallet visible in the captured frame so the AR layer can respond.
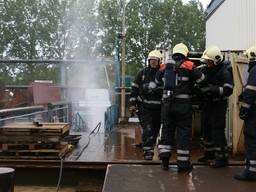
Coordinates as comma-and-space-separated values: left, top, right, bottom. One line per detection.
0, 142, 67, 151
0, 122, 70, 136
0, 122, 73, 159
0, 144, 72, 160
0, 135, 62, 143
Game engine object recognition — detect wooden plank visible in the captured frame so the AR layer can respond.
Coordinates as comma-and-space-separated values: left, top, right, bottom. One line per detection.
236, 64, 244, 85
237, 123, 245, 153
0, 155, 60, 160
1, 122, 70, 132
4, 149, 63, 153
0, 143, 68, 151
1, 130, 63, 134
59, 144, 73, 158
0, 131, 67, 137
0, 122, 70, 137
0, 144, 71, 159
0, 135, 61, 143
231, 54, 248, 154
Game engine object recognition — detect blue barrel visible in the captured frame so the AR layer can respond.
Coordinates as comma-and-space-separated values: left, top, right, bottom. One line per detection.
125, 75, 131, 87
0, 167, 15, 192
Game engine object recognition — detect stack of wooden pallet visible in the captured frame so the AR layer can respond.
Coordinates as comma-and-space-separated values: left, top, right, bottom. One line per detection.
0, 122, 71, 159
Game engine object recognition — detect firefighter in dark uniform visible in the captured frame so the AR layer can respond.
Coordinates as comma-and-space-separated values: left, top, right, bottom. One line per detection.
234, 46, 256, 181
157, 43, 205, 171
198, 46, 233, 168
129, 50, 163, 160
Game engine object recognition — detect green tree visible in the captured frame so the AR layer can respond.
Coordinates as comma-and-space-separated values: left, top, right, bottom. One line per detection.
0, 0, 67, 84
0, 0, 206, 86
98, 0, 123, 56
63, 0, 99, 59
98, 0, 206, 78
0, 0, 99, 85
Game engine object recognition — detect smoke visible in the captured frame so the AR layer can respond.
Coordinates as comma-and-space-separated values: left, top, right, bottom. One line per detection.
63, 0, 111, 132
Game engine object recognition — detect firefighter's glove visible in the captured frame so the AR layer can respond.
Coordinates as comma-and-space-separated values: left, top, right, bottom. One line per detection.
148, 82, 157, 89
143, 82, 157, 94
238, 94, 243, 102
239, 106, 249, 120
129, 105, 137, 114
201, 85, 219, 98
193, 84, 203, 97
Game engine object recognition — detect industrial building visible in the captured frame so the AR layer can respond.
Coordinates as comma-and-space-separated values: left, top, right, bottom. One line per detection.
206, 0, 256, 50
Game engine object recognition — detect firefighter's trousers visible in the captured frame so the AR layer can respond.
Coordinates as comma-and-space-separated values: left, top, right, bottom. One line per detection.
139, 105, 161, 155
158, 98, 192, 168
244, 105, 256, 172
201, 100, 228, 161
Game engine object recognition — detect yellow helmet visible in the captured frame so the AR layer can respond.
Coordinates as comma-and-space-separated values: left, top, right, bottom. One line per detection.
201, 46, 223, 65
245, 46, 256, 61
172, 43, 189, 57
148, 50, 162, 61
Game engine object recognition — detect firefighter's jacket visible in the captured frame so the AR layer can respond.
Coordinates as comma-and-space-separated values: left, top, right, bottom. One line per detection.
130, 67, 163, 109
201, 61, 234, 101
155, 60, 205, 99
240, 61, 256, 109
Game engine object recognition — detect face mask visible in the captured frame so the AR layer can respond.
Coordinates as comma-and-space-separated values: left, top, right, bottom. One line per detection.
172, 54, 185, 62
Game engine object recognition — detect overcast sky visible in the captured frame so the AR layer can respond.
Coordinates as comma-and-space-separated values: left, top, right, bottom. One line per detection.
182, 0, 212, 9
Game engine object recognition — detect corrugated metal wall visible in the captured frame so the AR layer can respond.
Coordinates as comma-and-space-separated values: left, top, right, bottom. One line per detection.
206, 0, 256, 51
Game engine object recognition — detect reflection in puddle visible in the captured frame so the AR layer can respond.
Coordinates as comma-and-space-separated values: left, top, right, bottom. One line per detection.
67, 126, 143, 161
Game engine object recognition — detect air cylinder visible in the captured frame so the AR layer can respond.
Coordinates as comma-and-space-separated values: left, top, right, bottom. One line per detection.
0, 167, 15, 192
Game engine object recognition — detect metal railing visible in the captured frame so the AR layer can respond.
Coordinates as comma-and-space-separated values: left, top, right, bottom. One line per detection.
104, 104, 119, 133
72, 112, 87, 132
0, 105, 71, 126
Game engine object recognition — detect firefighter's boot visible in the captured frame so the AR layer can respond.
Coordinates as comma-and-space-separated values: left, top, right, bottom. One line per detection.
178, 163, 193, 173
210, 159, 228, 168
161, 157, 169, 171
197, 151, 215, 163
144, 150, 153, 160
234, 169, 256, 181
210, 147, 228, 168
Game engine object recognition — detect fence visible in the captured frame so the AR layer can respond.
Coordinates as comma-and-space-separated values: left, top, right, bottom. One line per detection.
104, 104, 119, 133
0, 104, 71, 126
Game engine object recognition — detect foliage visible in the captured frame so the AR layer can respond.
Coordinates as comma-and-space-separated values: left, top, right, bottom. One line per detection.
0, 0, 65, 84
0, 0, 98, 85
98, 0, 206, 78
0, 0, 206, 84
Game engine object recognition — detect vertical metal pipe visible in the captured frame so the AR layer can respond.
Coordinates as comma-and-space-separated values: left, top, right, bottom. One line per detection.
120, 1, 126, 121
115, 37, 120, 88
60, 64, 66, 99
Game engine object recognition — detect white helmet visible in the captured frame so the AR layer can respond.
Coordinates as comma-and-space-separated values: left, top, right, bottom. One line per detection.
201, 46, 223, 65
245, 46, 256, 61
172, 43, 189, 57
148, 50, 162, 61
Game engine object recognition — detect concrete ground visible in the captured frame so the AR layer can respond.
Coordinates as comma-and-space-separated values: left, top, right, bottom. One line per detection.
12, 123, 247, 191
66, 123, 243, 162
103, 164, 256, 192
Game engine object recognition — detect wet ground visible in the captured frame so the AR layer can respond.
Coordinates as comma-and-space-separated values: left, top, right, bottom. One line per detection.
14, 123, 247, 191
66, 123, 242, 162
103, 164, 256, 192
66, 124, 144, 161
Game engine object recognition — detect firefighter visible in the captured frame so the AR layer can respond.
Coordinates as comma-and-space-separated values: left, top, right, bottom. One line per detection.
198, 46, 233, 168
157, 43, 205, 171
129, 50, 163, 160
234, 46, 256, 181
